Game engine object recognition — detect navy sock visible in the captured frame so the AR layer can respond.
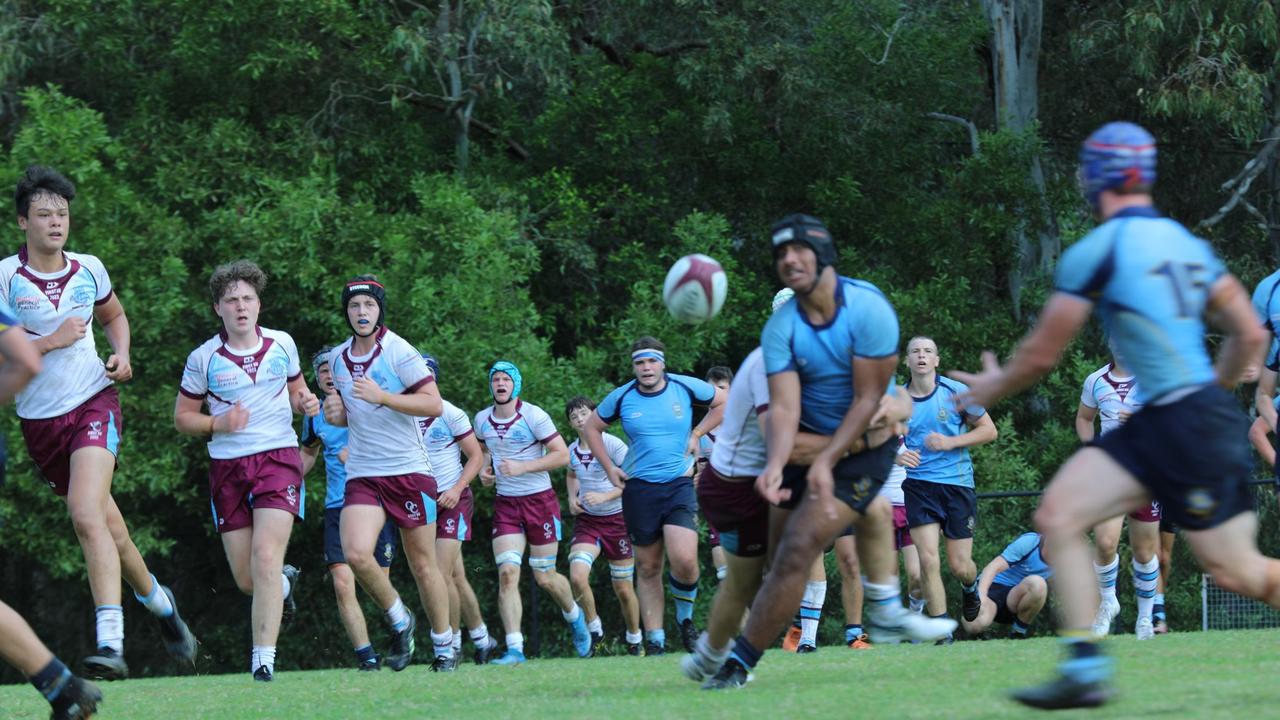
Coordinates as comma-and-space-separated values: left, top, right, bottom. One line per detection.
729, 636, 763, 669
355, 644, 377, 663
844, 624, 864, 643
1153, 603, 1166, 621
1011, 620, 1029, 635
31, 658, 71, 703
1068, 639, 1101, 660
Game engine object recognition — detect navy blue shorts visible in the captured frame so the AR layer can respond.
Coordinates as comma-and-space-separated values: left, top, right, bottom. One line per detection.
987, 582, 1018, 625
779, 441, 896, 515
903, 478, 976, 539
1093, 385, 1253, 531
622, 477, 698, 546
324, 507, 398, 567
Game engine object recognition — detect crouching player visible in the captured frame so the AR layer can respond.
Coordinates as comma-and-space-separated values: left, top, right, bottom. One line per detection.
960, 532, 1051, 639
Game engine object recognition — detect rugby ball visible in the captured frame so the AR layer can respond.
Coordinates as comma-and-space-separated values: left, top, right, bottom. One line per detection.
663, 254, 728, 324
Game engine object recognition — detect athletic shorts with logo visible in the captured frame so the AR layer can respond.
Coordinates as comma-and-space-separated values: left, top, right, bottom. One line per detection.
622, 476, 698, 546
436, 486, 475, 541
492, 487, 562, 543
209, 447, 305, 533
778, 441, 896, 515
345, 473, 438, 529
21, 386, 122, 496
570, 511, 633, 561
697, 464, 768, 558
323, 507, 397, 567
1129, 500, 1162, 523
903, 478, 977, 540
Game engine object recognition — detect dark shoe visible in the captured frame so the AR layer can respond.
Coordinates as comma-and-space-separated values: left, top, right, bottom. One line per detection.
430, 653, 457, 672
252, 665, 273, 682
157, 585, 198, 665
281, 565, 301, 625
384, 613, 416, 672
590, 631, 604, 657
644, 640, 665, 657
962, 588, 982, 622
358, 656, 382, 671
700, 658, 751, 690
49, 675, 102, 720
934, 633, 955, 646
82, 647, 128, 681
473, 636, 499, 665
796, 643, 817, 654
626, 642, 642, 656
679, 619, 699, 653
1011, 675, 1113, 710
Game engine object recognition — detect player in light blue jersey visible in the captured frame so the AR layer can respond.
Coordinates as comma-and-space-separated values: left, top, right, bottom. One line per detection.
582, 337, 727, 655
960, 532, 1051, 640
300, 346, 398, 670
703, 214, 955, 690
1250, 269, 1280, 432
900, 336, 998, 637
953, 122, 1280, 709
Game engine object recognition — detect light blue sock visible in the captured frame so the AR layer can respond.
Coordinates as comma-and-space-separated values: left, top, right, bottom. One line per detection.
670, 576, 698, 624
645, 629, 666, 647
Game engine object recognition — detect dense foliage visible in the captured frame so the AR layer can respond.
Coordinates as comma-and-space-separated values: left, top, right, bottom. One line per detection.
0, 0, 1277, 676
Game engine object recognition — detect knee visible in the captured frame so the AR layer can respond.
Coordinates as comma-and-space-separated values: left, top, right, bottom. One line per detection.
1025, 575, 1048, 602
947, 555, 971, 578
569, 565, 591, 589
497, 567, 520, 590
343, 545, 376, 574
636, 558, 662, 581
68, 504, 107, 537
838, 554, 860, 579
331, 567, 356, 599
1034, 503, 1084, 539
1095, 536, 1119, 559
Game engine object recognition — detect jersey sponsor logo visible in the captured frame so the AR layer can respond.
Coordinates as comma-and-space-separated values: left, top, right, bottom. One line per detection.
351, 363, 366, 379
240, 354, 260, 377
211, 371, 242, 390
404, 499, 422, 521
627, 411, 643, 419
12, 295, 42, 311
937, 408, 947, 422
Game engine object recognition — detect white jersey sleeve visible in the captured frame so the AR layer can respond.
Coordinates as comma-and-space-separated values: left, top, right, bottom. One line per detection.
79, 253, 114, 304
475, 400, 562, 497
1080, 369, 1104, 409
709, 349, 770, 478
422, 400, 474, 492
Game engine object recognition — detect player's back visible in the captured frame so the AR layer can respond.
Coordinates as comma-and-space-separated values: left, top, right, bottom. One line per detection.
1058, 208, 1221, 403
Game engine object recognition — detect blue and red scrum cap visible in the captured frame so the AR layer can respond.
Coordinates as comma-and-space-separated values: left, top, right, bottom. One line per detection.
1079, 122, 1157, 209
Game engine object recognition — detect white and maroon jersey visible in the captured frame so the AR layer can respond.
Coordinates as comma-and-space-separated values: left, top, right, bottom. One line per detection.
417, 399, 474, 492
878, 437, 908, 505
180, 326, 302, 460
474, 399, 561, 497
329, 327, 435, 479
1081, 364, 1143, 436
568, 434, 628, 516
709, 348, 770, 479
0, 249, 114, 419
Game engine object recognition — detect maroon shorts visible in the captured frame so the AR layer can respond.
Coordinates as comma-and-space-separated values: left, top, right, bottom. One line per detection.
697, 464, 768, 558
209, 447, 304, 533
893, 504, 914, 550
436, 486, 475, 541
1130, 500, 1162, 523
571, 511, 633, 561
492, 488, 562, 544
345, 473, 438, 529
20, 387, 123, 496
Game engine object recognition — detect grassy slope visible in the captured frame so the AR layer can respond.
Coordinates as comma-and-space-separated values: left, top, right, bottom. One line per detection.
2, 630, 1277, 719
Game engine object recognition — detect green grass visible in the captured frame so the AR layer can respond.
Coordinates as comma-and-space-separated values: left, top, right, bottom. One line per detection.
3, 630, 1278, 719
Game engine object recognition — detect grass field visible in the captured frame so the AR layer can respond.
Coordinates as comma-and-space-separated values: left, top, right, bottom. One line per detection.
2, 630, 1277, 719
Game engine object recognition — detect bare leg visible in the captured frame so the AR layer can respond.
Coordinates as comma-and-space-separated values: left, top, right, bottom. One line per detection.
834, 535, 863, 626
634, 541, 666, 632
492, 534, 526, 636
341, 505, 400, 610
453, 553, 485, 631
329, 563, 371, 651
66, 448, 121, 607
528, 541, 576, 612
610, 560, 642, 635
400, 524, 450, 635
248, 508, 294, 647
568, 543, 601, 623
909, 522, 946, 615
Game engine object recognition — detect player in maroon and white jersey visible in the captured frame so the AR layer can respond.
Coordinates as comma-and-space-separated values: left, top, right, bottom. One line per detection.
175, 260, 319, 681
6, 166, 196, 680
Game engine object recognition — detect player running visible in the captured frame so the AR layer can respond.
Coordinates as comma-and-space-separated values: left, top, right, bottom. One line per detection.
901, 336, 998, 638
416, 353, 498, 663
703, 214, 956, 689
953, 122, 1280, 709
960, 532, 1051, 639
565, 396, 642, 655
1076, 351, 1162, 639
323, 276, 455, 672
176, 260, 317, 681
702, 366, 734, 583
581, 337, 727, 654
300, 345, 399, 671
476, 361, 592, 665
6, 166, 196, 680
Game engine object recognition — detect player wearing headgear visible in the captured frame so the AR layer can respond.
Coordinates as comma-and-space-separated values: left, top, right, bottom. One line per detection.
300, 344, 399, 670
1076, 347, 1162, 639
701, 366, 733, 584
416, 353, 498, 663
900, 336, 998, 640
323, 275, 456, 672
703, 216, 955, 689
5, 166, 196, 680
564, 396, 641, 655
960, 532, 1051, 639
175, 260, 318, 681
581, 337, 727, 655
476, 360, 591, 664
953, 121, 1280, 709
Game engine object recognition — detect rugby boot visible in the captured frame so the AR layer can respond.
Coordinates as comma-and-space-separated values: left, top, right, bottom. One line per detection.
157, 585, 198, 665
700, 658, 752, 690
384, 613, 416, 672
569, 611, 592, 658
252, 665, 273, 682
473, 636, 499, 665
357, 655, 382, 671
490, 648, 526, 666
796, 644, 817, 654
1091, 598, 1120, 637
1135, 617, 1155, 640
867, 610, 957, 645
781, 624, 802, 652
1011, 675, 1113, 710
82, 648, 128, 681
680, 635, 723, 683
49, 675, 102, 720
1153, 618, 1169, 635
962, 586, 983, 622
643, 641, 665, 656
281, 565, 301, 626
679, 619, 699, 653
430, 653, 458, 672
626, 642, 642, 656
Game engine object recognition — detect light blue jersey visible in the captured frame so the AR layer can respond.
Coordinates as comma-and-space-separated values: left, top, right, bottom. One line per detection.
597, 373, 716, 483
761, 277, 899, 435
301, 410, 350, 510
1251, 268, 1280, 370
994, 532, 1052, 587
904, 377, 985, 488
1055, 206, 1224, 403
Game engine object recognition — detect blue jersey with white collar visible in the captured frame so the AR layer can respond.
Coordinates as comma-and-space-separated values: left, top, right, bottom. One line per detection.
301, 410, 350, 509
598, 373, 716, 483
761, 277, 899, 435
1055, 207, 1224, 403
1251, 268, 1280, 370
904, 377, 985, 488
994, 532, 1052, 587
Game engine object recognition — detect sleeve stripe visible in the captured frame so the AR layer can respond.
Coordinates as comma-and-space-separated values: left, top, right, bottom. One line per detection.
402, 376, 436, 394
179, 386, 206, 400
755, 403, 769, 414
539, 431, 561, 445
287, 372, 302, 382
453, 429, 475, 441
94, 289, 115, 306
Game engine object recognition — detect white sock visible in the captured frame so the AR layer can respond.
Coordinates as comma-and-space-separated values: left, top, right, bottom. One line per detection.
625, 629, 643, 645
799, 581, 826, 646
562, 602, 582, 623
95, 605, 124, 653
385, 597, 410, 632
1095, 555, 1119, 604
133, 574, 174, 618
431, 630, 454, 658
469, 624, 491, 646
505, 632, 524, 653
716, 565, 728, 581
587, 616, 603, 635
1133, 557, 1160, 621
281, 573, 291, 599
695, 631, 730, 664
451, 629, 463, 653
251, 645, 276, 674
862, 576, 904, 625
